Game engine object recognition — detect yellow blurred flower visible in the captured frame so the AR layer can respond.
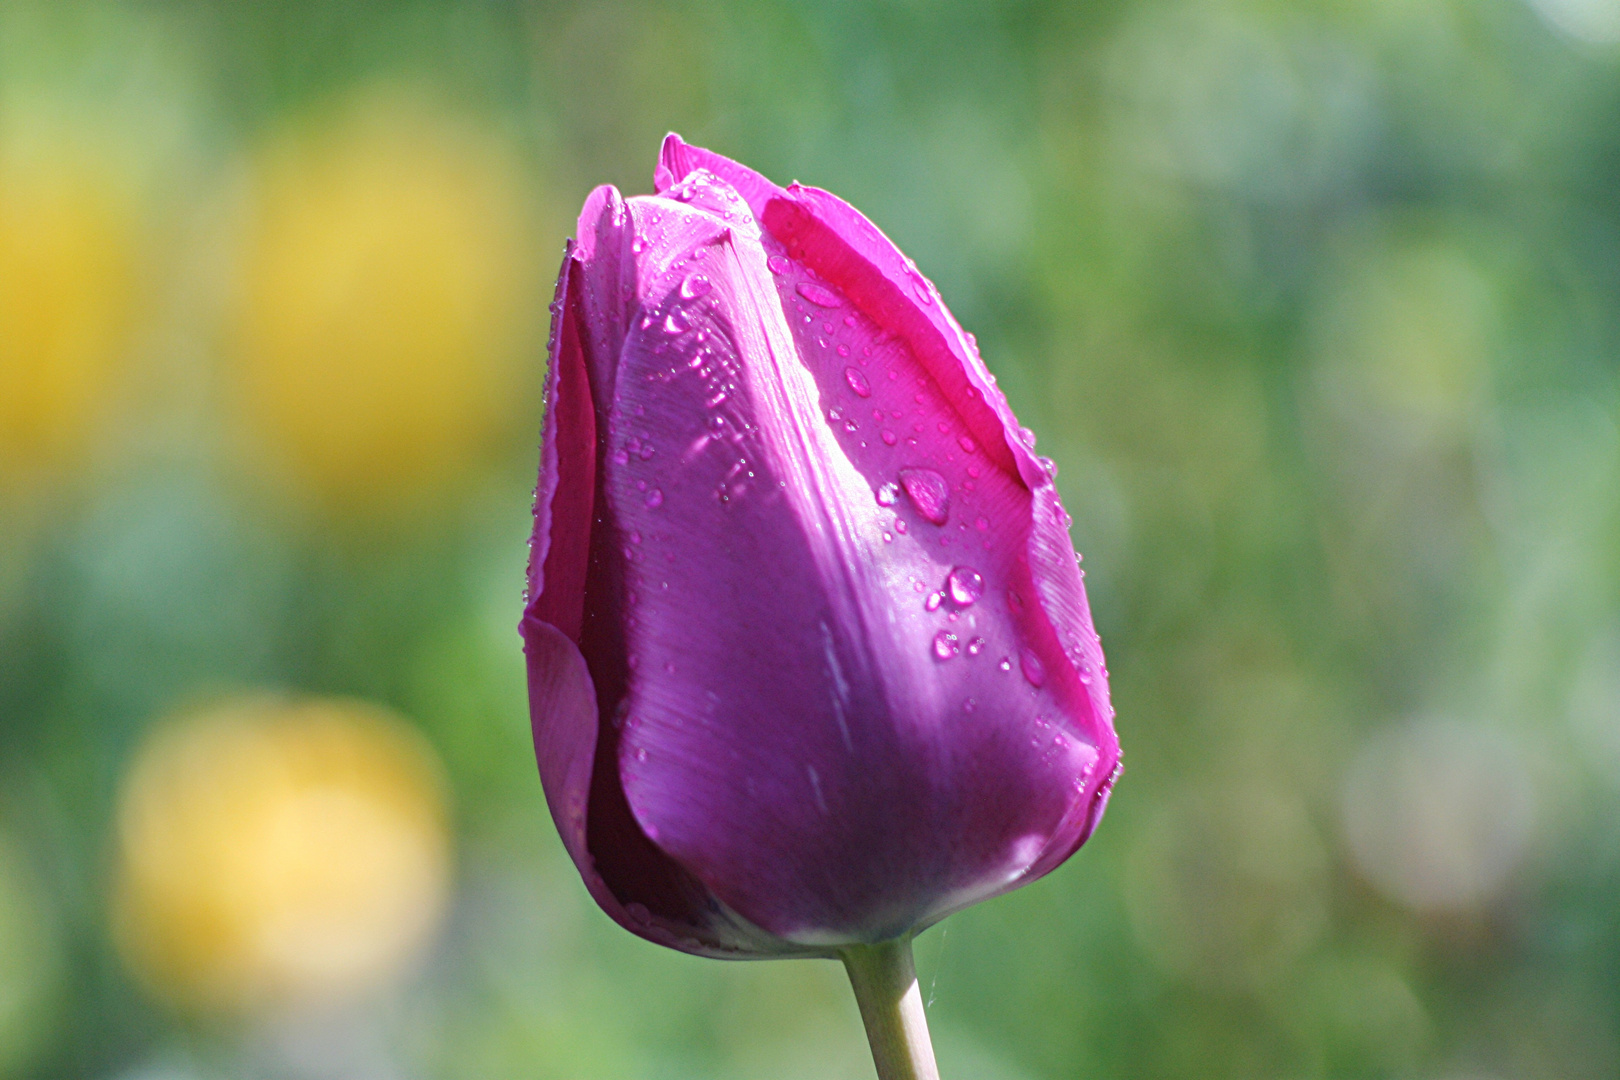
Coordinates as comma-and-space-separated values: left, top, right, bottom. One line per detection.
113, 696, 452, 1016
0, 140, 141, 488
227, 89, 544, 514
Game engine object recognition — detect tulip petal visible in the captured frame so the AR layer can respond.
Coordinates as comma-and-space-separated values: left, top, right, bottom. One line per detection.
603, 160, 1118, 943
526, 241, 595, 641
659, 138, 1121, 868
525, 203, 796, 959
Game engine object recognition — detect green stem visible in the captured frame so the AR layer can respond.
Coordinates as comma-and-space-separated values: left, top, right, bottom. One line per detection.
841, 938, 941, 1080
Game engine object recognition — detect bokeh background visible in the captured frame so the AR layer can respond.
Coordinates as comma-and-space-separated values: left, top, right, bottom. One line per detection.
2, 0, 1618, 1077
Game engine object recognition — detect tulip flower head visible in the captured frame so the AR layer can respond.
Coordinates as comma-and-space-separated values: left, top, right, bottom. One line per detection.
523, 136, 1119, 1077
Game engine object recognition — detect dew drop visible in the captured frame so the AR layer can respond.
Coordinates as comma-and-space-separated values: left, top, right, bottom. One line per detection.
767, 254, 792, 275
1019, 426, 1037, 448
925, 591, 944, 612
975, 515, 990, 531
837, 344, 851, 358
680, 274, 712, 300
963, 698, 977, 713
898, 467, 950, 525
876, 481, 901, 507
894, 518, 908, 534
629, 529, 642, 544
663, 310, 690, 335
797, 280, 844, 307
958, 435, 976, 453
844, 367, 872, 398
844, 314, 858, 327
645, 488, 664, 508
947, 566, 984, 606
966, 636, 986, 656
1006, 588, 1024, 614
932, 631, 959, 660
1020, 647, 1047, 687
999, 656, 1012, 672
910, 271, 933, 305
881, 429, 898, 446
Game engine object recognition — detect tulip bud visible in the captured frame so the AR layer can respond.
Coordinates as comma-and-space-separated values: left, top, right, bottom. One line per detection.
522, 134, 1119, 1014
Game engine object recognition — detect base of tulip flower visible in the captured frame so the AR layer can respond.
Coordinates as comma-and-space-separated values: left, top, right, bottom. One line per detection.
841, 938, 941, 1080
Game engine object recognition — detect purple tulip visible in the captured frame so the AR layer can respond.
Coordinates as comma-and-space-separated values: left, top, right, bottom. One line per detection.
522, 136, 1119, 982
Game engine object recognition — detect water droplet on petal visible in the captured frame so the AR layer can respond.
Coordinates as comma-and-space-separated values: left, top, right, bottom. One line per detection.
898, 467, 950, 525
876, 481, 900, 507
881, 429, 898, 446
845, 367, 872, 397
1019, 426, 1037, 448
967, 636, 986, 656
999, 656, 1012, 672
932, 631, 959, 660
767, 254, 792, 275
680, 273, 712, 300
645, 488, 664, 508
947, 566, 984, 606
925, 591, 944, 612
797, 280, 843, 307
963, 698, 977, 713
837, 344, 851, 358
958, 435, 976, 453
975, 515, 990, 531
1020, 647, 1047, 687
909, 270, 934, 305
1006, 588, 1025, 614
895, 518, 908, 534
663, 310, 690, 334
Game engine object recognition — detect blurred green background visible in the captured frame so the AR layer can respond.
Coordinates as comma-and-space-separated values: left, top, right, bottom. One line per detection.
2, 0, 1618, 1077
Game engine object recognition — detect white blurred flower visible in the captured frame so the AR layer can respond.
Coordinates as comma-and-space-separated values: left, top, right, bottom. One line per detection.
1526, 0, 1620, 44
1341, 718, 1534, 912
